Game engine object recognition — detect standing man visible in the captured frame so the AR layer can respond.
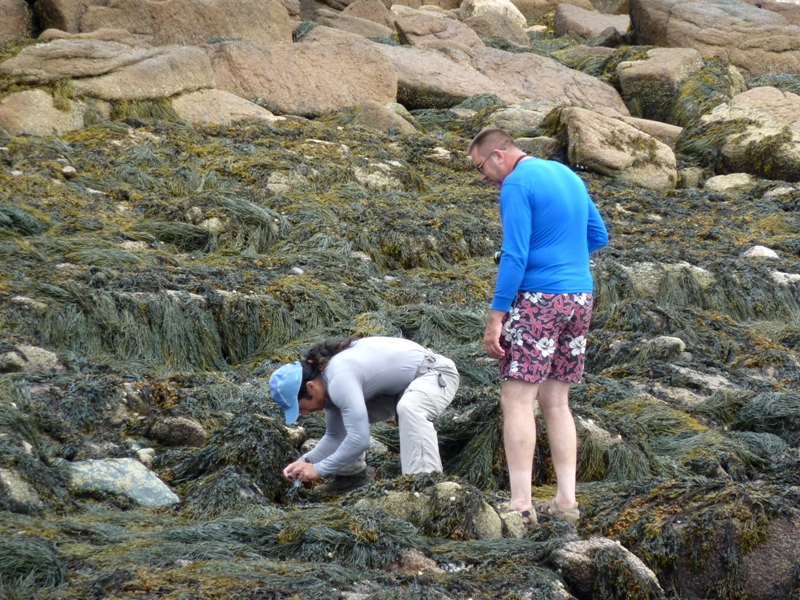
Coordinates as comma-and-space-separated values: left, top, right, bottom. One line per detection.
269, 336, 459, 495
468, 128, 608, 525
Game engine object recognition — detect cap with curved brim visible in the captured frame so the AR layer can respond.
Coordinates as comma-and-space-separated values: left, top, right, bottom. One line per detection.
269, 361, 302, 424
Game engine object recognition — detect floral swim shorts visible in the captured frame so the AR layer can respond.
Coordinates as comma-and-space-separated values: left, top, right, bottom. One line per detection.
499, 292, 594, 384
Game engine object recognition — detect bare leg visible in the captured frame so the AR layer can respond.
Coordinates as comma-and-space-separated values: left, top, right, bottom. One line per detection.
500, 378, 539, 512
537, 378, 578, 509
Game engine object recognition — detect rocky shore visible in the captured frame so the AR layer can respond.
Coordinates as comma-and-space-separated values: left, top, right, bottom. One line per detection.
1, 0, 799, 598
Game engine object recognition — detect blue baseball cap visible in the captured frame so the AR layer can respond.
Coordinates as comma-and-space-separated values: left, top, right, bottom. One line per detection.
269, 361, 302, 424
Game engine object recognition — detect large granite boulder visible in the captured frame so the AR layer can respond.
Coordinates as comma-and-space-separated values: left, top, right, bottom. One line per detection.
395, 12, 485, 49
460, 0, 527, 29
687, 86, 800, 181
550, 537, 665, 599
616, 47, 705, 123
463, 11, 531, 47
172, 90, 285, 125
511, 0, 593, 20
36, 0, 106, 33
341, 0, 396, 29
72, 45, 214, 100
355, 481, 505, 540
0, 38, 155, 84
0, 90, 84, 137
0, 344, 64, 373
374, 43, 629, 113
315, 7, 394, 38
206, 39, 397, 117
77, 0, 293, 46
558, 106, 678, 191
629, 0, 800, 77
0, 0, 31, 42
741, 0, 800, 25
554, 3, 629, 42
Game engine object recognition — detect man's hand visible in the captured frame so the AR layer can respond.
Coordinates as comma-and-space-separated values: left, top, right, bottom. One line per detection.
484, 310, 506, 359
283, 459, 319, 482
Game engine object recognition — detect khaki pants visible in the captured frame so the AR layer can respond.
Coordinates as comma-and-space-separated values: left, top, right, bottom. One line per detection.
335, 352, 460, 476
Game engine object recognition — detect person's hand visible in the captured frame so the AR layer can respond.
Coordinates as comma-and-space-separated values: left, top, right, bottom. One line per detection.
484, 310, 505, 359
283, 460, 319, 482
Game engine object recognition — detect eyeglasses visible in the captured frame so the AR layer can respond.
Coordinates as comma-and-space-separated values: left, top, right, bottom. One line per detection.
475, 151, 494, 174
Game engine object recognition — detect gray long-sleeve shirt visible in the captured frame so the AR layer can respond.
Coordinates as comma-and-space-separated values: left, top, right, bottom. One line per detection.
303, 337, 429, 476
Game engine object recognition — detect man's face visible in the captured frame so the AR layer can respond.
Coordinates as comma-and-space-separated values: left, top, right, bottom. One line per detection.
298, 378, 327, 415
471, 148, 503, 189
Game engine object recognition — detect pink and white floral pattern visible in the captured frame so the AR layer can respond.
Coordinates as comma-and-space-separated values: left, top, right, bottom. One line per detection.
499, 292, 594, 384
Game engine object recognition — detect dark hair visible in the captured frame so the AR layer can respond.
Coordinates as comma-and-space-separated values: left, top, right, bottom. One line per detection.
297, 336, 360, 398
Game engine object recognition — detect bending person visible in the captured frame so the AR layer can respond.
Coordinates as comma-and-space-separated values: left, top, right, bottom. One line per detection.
269, 336, 460, 495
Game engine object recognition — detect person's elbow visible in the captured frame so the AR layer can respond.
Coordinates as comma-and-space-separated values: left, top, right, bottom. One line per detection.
589, 230, 609, 253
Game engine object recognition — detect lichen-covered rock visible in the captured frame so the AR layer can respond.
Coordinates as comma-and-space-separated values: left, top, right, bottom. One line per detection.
616, 47, 705, 123
0, 344, 64, 373
688, 87, 800, 181
148, 416, 208, 447
558, 107, 677, 191
551, 537, 665, 599
356, 481, 504, 539
0, 468, 43, 509
68, 457, 180, 506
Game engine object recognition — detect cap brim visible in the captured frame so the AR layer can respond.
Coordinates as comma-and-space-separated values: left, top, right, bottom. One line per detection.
284, 399, 299, 425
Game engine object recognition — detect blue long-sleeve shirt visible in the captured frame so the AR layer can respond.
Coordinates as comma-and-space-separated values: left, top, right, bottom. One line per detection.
491, 158, 608, 312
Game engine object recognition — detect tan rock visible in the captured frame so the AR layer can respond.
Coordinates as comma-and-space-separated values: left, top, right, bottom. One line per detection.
395, 12, 485, 48
37, 0, 105, 33
351, 100, 417, 133
38, 27, 149, 45
0, 343, 65, 372
741, 0, 800, 25
0, 0, 31, 42
206, 40, 397, 117
463, 11, 531, 47
342, 0, 396, 29
71, 45, 215, 100
511, 0, 593, 20
172, 90, 285, 125
616, 115, 683, 148
698, 86, 800, 181
630, 0, 800, 77
0, 89, 84, 136
315, 7, 395, 38
616, 47, 704, 122
460, 0, 527, 29
148, 416, 208, 447
0, 38, 156, 84
554, 3, 629, 42
560, 106, 678, 191
375, 43, 629, 113
81, 0, 293, 46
